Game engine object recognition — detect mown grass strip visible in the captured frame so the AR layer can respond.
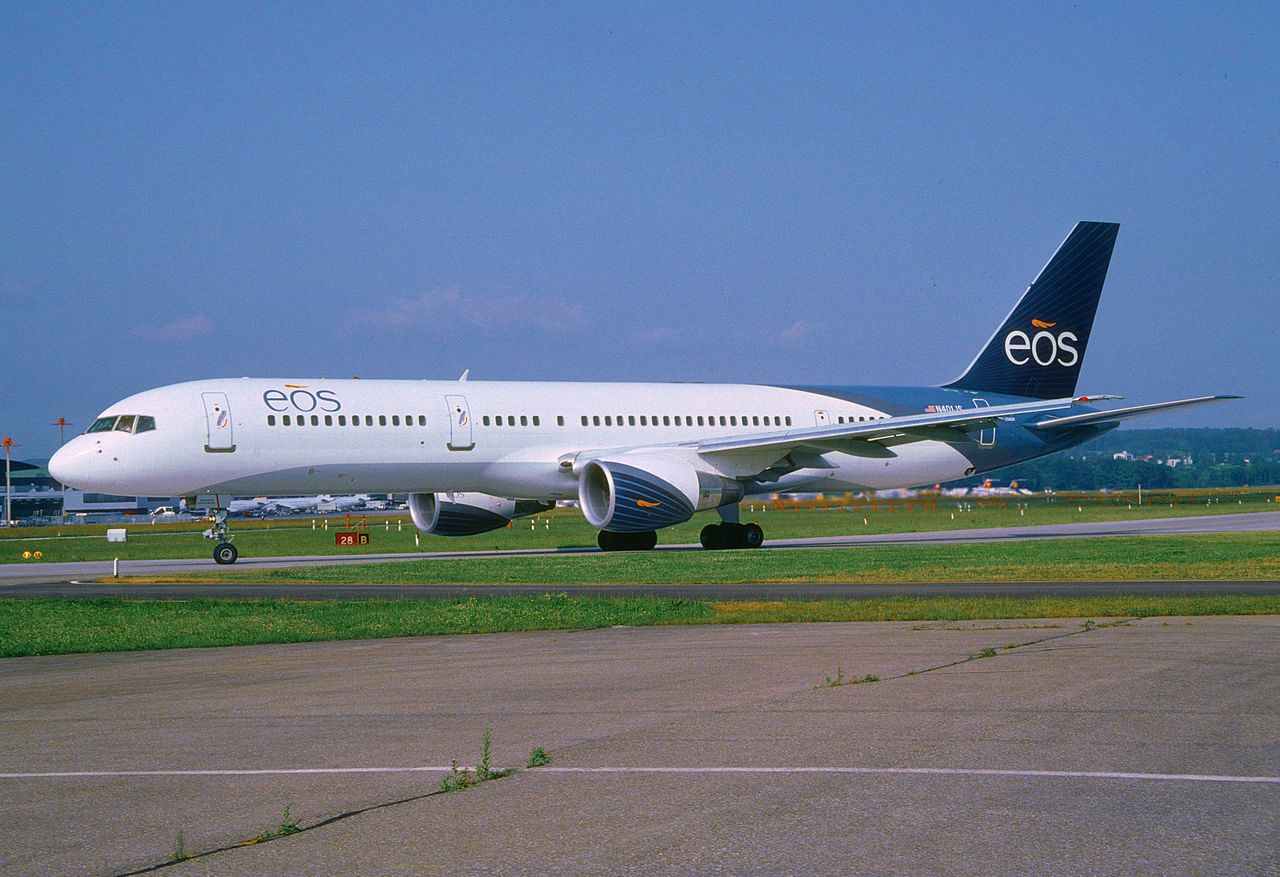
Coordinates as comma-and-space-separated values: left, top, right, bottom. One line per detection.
119, 533, 1280, 586
1, 594, 1277, 658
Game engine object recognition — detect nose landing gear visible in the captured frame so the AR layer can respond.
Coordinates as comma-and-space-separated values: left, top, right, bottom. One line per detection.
203, 509, 239, 564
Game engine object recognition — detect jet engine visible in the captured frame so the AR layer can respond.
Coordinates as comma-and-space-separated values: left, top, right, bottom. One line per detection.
408, 492, 553, 536
578, 455, 744, 533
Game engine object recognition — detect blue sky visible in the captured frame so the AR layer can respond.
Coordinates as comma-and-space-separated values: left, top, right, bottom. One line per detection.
3, 2, 1277, 457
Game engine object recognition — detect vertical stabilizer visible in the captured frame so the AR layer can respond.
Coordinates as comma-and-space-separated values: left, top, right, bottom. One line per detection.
944, 221, 1119, 399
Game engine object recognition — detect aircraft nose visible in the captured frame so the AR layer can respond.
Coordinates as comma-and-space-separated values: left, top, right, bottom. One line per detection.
48, 440, 93, 489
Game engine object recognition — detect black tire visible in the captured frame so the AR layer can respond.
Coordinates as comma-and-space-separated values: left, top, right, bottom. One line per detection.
213, 542, 238, 565
742, 523, 764, 549
700, 524, 723, 550
599, 530, 658, 551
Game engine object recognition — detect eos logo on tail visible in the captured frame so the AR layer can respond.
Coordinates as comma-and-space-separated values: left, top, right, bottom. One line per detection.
1004, 320, 1078, 367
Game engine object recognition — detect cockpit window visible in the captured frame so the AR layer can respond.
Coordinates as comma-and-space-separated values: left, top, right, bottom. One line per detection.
114, 415, 136, 432
88, 416, 118, 433
135, 415, 156, 433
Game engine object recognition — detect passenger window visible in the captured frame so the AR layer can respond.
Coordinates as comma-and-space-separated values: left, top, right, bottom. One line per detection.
283, 415, 292, 426
337, 415, 346, 426
88, 416, 117, 433
379, 415, 387, 426
753, 416, 760, 426
533, 416, 541, 426
267, 415, 276, 426
392, 415, 400, 426
628, 416, 636, 426
639, 416, 647, 426
418, 415, 426, 426
310, 415, 319, 426
351, 416, 359, 426
115, 415, 136, 432
483, 416, 490, 426
697, 416, 704, 426
593, 416, 601, 426
325, 415, 333, 426
605, 416, 612, 426
785, 416, 792, 426
365, 415, 373, 426
730, 416, 737, 426
580, 416, 588, 426
520, 415, 528, 426
663, 416, 671, 426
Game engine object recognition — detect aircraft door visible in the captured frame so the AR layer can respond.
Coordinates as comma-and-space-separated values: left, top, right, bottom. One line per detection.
201, 392, 236, 453
445, 395, 475, 451
814, 410, 830, 426
973, 398, 995, 447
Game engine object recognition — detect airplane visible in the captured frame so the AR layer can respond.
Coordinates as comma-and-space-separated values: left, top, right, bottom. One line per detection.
49, 222, 1238, 563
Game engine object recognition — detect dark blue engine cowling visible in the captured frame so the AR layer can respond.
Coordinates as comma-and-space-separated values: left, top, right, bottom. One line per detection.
578, 456, 744, 533
408, 493, 552, 536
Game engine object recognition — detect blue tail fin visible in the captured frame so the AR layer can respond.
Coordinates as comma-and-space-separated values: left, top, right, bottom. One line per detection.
944, 221, 1119, 400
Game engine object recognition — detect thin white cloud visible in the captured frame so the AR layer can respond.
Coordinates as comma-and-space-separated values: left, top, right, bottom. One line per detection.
132, 315, 213, 341
775, 319, 818, 347
628, 326, 683, 346
344, 287, 584, 334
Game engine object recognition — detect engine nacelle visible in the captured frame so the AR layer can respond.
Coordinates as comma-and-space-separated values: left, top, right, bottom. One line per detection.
408, 492, 552, 536
578, 455, 745, 533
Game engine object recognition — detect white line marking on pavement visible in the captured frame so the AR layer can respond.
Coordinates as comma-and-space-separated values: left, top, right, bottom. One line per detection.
2, 766, 1277, 784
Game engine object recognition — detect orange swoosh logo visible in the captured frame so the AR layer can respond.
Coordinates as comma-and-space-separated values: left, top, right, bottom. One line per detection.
1030, 319, 1057, 329
283, 384, 308, 389
636, 499, 662, 508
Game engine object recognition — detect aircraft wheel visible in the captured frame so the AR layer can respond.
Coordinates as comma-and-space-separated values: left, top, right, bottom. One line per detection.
742, 523, 765, 549
213, 542, 239, 565
599, 530, 658, 551
700, 524, 724, 550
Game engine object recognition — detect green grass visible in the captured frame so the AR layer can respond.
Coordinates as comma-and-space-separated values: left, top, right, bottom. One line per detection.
125, 532, 1280, 586
1, 593, 1277, 657
3, 488, 1276, 564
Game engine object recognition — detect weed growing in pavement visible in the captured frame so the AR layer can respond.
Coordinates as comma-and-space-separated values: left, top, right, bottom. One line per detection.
440, 760, 477, 793
252, 803, 302, 843
172, 831, 188, 862
442, 726, 513, 792
527, 747, 551, 767
276, 803, 301, 836
821, 667, 879, 688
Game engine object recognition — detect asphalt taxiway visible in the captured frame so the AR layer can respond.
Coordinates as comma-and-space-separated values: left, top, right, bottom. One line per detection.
2, 616, 1277, 876
1, 510, 1277, 590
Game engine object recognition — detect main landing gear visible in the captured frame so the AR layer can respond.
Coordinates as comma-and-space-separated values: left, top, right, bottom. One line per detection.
597, 530, 659, 551
203, 509, 239, 564
699, 522, 764, 550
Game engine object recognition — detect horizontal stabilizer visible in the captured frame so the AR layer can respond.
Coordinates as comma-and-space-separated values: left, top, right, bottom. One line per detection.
1033, 396, 1242, 431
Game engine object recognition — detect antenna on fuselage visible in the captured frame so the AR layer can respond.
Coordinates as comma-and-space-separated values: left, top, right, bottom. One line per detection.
458, 369, 470, 381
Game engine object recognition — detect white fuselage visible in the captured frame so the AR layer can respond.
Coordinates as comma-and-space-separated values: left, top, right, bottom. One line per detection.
49, 378, 976, 499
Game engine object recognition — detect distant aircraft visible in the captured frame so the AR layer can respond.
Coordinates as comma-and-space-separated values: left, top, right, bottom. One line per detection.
50, 222, 1238, 563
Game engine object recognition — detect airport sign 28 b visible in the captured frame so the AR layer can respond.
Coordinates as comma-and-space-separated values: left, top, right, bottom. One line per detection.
335, 532, 370, 547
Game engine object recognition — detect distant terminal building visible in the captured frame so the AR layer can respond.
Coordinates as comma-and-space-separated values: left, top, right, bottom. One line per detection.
62, 489, 184, 517
1, 459, 63, 518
